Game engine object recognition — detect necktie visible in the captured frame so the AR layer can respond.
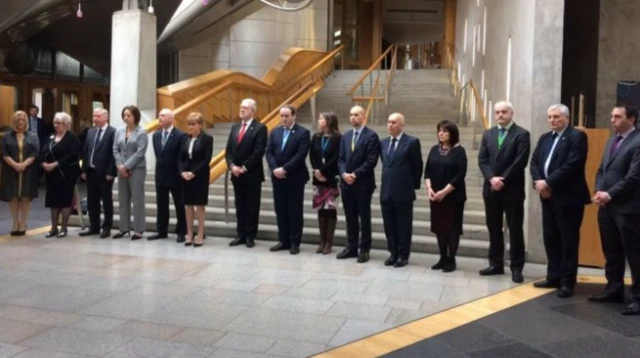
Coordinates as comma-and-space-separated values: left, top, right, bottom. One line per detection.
281, 128, 290, 150
610, 135, 623, 157
388, 137, 397, 160
162, 130, 168, 148
90, 128, 102, 167
237, 122, 247, 143
351, 131, 359, 151
497, 127, 506, 149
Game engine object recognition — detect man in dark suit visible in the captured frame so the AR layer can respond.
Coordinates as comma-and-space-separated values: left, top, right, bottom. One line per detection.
27, 105, 47, 146
79, 108, 117, 238
148, 109, 187, 243
590, 103, 640, 315
530, 104, 590, 298
266, 105, 310, 255
225, 98, 268, 248
478, 101, 531, 283
337, 105, 381, 263
379, 113, 423, 267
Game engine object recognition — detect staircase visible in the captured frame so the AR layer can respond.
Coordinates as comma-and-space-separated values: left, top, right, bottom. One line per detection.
98, 69, 490, 258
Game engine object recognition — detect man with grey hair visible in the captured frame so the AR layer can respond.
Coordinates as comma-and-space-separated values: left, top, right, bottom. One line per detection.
226, 98, 268, 248
148, 108, 187, 243
478, 100, 530, 283
530, 104, 590, 298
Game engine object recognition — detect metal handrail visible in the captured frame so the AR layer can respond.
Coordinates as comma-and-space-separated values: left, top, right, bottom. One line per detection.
345, 45, 396, 97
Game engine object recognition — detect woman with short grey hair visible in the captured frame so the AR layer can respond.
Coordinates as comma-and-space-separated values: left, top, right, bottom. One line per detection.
41, 112, 81, 238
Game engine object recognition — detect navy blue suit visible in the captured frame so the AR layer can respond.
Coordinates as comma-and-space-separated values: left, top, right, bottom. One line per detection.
338, 126, 381, 252
380, 134, 423, 260
266, 123, 310, 247
530, 126, 590, 287
153, 128, 187, 235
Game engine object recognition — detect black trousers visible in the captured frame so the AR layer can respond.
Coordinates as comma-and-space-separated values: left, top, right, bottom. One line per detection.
342, 185, 373, 252
233, 180, 261, 239
541, 200, 584, 287
273, 181, 304, 247
484, 195, 525, 271
598, 208, 640, 301
86, 169, 113, 231
156, 181, 186, 235
381, 200, 413, 260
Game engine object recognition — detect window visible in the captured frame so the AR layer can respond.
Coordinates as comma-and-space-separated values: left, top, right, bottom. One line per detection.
483, 6, 487, 55
506, 36, 512, 102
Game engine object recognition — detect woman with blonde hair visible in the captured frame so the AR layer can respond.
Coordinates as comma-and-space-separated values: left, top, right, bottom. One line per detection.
1, 111, 40, 235
179, 112, 213, 247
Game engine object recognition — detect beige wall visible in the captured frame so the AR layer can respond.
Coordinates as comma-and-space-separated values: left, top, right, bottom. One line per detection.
178, 0, 329, 81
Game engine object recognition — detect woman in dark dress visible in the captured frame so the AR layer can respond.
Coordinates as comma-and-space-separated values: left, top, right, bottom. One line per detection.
41, 112, 81, 238
179, 112, 213, 247
1, 111, 40, 236
309, 111, 341, 254
424, 120, 467, 272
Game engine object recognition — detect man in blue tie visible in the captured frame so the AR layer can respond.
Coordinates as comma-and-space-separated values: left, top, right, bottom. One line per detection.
530, 104, 590, 298
337, 105, 381, 263
266, 105, 310, 254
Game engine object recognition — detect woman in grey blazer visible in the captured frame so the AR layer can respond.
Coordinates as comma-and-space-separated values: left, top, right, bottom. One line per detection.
113, 105, 148, 240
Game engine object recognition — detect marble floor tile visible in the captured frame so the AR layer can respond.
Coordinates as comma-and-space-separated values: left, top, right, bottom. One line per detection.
266, 339, 327, 358
330, 291, 389, 306
260, 295, 335, 315
0, 318, 52, 344
188, 288, 272, 306
0, 342, 27, 358
167, 328, 228, 346
385, 298, 423, 311
328, 319, 394, 346
69, 316, 127, 332
2, 285, 111, 313
326, 301, 391, 322
141, 301, 249, 331
20, 327, 131, 356
364, 279, 445, 301
253, 284, 290, 295
213, 333, 277, 353
11, 348, 91, 358
109, 320, 185, 340
302, 279, 371, 294
103, 337, 214, 358
32, 311, 86, 327
208, 348, 283, 358
81, 292, 175, 320
0, 304, 49, 322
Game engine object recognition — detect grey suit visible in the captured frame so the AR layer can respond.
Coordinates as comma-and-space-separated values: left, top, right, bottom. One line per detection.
595, 129, 640, 301
113, 125, 148, 234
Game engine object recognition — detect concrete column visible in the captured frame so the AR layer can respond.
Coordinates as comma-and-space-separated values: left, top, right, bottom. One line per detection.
109, 8, 157, 167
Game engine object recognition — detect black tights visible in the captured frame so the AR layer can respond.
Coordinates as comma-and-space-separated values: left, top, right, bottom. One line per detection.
436, 234, 460, 258
318, 208, 337, 219
51, 207, 72, 231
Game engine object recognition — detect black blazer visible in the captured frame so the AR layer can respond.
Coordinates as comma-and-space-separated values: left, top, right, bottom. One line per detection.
225, 119, 268, 183
595, 130, 640, 214
478, 123, 531, 199
425, 145, 468, 203
379, 134, 423, 203
82, 126, 117, 178
28, 116, 47, 145
338, 126, 381, 191
153, 127, 187, 187
178, 133, 214, 179
309, 133, 341, 187
266, 123, 310, 186
42, 131, 81, 178
530, 126, 590, 206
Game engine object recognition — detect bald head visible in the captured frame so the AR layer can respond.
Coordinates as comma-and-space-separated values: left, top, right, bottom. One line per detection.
158, 108, 174, 129
349, 105, 366, 128
387, 113, 405, 137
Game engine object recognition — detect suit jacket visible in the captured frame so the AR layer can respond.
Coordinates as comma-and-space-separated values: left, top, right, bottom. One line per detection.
113, 125, 148, 171
266, 123, 310, 186
153, 127, 187, 187
225, 119, 268, 183
178, 133, 214, 178
530, 126, 590, 206
379, 134, 423, 203
82, 126, 117, 178
478, 122, 531, 199
309, 133, 341, 187
28, 116, 47, 145
338, 126, 381, 191
595, 129, 640, 214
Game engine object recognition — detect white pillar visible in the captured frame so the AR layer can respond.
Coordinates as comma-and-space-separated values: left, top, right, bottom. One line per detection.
110, 8, 157, 169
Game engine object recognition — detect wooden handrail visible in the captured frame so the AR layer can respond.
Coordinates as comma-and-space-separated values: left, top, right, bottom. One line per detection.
468, 79, 489, 129
281, 45, 344, 94
364, 75, 381, 124
346, 45, 395, 96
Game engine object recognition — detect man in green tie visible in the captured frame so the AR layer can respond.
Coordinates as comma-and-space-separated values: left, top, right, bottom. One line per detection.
478, 101, 531, 283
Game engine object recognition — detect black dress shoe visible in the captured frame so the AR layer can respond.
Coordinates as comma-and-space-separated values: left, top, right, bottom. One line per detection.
512, 270, 524, 284
56, 230, 68, 238
131, 234, 143, 241
479, 266, 505, 276
336, 248, 358, 259
622, 301, 640, 316
289, 245, 300, 255
45, 229, 59, 238
100, 230, 111, 239
533, 279, 561, 289
442, 258, 457, 272
588, 291, 624, 303
148, 233, 167, 241
112, 231, 129, 239
10, 230, 19, 236
394, 258, 408, 268
176, 234, 186, 243
384, 255, 397, 266
431, 258, 446, 270
357, 252, 370, 263
246, 237, 255, 248
270, 242, 290, 252
229, 237, 245, 246
557, 286, 574, 298
79, 230, 100, 237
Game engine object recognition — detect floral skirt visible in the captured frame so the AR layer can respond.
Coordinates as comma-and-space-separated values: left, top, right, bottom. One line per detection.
312, 186, 340, 210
